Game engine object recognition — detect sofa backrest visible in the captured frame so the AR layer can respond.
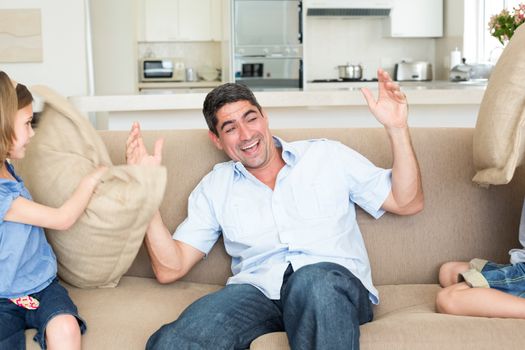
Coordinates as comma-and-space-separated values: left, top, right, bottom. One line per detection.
99, 128, 525, 286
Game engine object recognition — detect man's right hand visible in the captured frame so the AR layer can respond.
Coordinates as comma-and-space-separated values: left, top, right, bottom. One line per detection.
126, 122, 164, 166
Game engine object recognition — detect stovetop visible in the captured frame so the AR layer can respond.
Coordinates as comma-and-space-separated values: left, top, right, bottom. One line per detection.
311, 78, 379, 83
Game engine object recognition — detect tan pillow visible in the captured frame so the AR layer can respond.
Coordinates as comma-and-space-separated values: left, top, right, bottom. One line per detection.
15, 85, 166, 288
472, 24, 525, 185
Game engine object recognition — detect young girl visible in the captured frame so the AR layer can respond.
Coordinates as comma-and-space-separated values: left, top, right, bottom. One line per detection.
0, 71, 106, 349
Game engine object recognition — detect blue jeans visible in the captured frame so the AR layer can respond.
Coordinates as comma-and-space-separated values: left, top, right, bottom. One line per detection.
480, 261, 525, 297
0, 278, 86, 350
146, 262, 373, 350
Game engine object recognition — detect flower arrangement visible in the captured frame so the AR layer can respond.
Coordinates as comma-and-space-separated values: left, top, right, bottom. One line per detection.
488, 3, 525, 45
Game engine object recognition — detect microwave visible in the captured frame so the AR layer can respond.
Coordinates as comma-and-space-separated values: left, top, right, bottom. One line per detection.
139, 58, 185, 82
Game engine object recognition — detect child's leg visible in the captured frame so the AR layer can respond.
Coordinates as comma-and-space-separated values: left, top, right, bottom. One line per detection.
436, 282, 525, 318
0, 299, 27, 349
45, 314, 81, 350
438, 261, 470, 287
27, 278, 86, 349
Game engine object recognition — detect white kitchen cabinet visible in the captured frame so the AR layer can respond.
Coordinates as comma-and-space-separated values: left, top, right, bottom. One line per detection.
385, 0, 443, 38
144, 0, 179, 41
210, 0, 223, 41
143, 0, 222, 42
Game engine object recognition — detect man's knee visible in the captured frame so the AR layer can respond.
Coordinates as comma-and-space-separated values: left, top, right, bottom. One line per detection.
286, 263, 363, 303
147, 323, 203, 350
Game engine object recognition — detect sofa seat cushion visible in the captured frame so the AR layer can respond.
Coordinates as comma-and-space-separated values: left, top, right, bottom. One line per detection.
25, 277, 223, 350
25, 282, 525, 349
250, 284, 525, 350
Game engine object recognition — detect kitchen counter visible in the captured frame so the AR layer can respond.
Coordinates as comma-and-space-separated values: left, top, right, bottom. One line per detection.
304, 80, 487, 91
138, 80, 222, 93
72, 81, 485, 112
67, 81, 486, 130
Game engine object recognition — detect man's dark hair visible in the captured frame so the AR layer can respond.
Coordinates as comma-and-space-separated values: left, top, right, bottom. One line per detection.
202, 83, 262, 136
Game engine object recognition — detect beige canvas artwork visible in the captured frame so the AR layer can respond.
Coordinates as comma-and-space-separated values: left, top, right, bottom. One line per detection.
0, 9, 43, 62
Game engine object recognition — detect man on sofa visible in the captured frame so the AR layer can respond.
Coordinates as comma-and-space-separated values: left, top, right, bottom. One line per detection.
126, 68, 424, 350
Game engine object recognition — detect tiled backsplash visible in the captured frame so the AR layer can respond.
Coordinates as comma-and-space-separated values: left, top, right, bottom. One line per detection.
305, 18, 437, 81
138, 42, 222, 73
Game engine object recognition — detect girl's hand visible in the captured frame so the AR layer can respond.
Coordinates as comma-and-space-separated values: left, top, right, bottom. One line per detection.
84, 166, 108, 188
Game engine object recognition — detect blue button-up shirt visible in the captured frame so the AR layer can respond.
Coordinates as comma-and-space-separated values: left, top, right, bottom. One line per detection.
174, 137, 392, 303
0, 162, 57, 299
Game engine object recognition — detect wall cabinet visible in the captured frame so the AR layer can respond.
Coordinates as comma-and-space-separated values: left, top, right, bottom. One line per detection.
385, 0, 443, 37
143, 0, 222, 42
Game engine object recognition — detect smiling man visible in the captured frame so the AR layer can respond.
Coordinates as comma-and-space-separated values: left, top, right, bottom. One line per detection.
126, 70, 424, 350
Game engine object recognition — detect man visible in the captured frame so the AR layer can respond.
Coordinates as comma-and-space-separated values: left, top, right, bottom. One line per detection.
126, 68, 424, 350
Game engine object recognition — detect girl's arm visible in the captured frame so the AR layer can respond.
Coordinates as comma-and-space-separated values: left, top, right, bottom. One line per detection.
4, 167, 107, 230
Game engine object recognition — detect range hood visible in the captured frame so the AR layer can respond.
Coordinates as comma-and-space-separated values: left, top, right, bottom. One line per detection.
306, 0, 392, 17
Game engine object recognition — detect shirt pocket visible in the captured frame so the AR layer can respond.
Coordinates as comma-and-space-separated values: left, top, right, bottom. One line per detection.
292, 181, 348, 220
225, 196, 277, 245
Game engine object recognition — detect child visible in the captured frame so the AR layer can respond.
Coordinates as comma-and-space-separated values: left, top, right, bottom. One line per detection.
0, 71, 106, 349
436, 199, 525, 318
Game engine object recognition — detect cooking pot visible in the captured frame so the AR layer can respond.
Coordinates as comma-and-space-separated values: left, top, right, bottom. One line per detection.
337, 63, 363, 80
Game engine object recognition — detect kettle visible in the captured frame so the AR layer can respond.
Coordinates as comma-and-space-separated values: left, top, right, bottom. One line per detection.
449, 58, 471, 82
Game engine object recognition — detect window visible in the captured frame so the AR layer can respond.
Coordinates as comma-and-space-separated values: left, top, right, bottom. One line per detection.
463, 0, 522, 64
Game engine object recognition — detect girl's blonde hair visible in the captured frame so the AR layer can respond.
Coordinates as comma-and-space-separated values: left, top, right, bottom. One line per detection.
0, 71, 18, 166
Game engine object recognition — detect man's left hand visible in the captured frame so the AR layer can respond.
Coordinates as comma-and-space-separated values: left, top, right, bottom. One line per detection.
361, 69, 408, 129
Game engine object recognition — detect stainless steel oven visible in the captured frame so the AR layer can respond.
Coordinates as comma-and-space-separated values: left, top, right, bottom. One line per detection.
233, 0, 303, 89
235, 56, 302, 89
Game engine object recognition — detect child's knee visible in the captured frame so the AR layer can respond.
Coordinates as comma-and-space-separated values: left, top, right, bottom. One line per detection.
46, 314, 80, 341
435, 283, 470, 315
438, 261, 469, 287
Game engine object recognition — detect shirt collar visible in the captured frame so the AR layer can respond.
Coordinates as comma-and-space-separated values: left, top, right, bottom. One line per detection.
232, 136, 299, 179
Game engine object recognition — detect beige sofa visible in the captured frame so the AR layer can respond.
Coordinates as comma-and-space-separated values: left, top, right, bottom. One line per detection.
23, 127, 525, 349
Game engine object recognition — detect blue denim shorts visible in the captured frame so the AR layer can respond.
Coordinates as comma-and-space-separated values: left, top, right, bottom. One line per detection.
461, 258, 525, 298
0, 277, 86, 349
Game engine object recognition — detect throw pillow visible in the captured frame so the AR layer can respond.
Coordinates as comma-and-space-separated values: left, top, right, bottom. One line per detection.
15, 85, 167, 288
472, 24, 525, 185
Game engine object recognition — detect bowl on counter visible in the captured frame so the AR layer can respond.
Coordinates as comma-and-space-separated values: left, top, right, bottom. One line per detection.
198, 66, 220, 81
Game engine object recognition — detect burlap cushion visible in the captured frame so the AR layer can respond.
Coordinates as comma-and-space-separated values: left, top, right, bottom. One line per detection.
472, 24, 525, 185
15, 85, 166, 288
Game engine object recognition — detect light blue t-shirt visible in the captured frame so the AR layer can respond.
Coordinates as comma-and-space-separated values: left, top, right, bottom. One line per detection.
174, 137, 392, 304
0, 161, 57, 299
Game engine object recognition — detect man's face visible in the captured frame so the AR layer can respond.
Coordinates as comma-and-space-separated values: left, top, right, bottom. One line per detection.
209, 100, 274, 171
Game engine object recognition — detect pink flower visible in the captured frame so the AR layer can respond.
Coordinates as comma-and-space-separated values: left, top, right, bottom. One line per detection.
489, 3, 525, 44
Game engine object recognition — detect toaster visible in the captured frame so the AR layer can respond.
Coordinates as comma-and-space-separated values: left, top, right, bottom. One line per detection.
394, 61, 433, 81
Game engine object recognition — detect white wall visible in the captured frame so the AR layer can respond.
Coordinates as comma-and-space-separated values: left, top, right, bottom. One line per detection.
435, 0, 464, 79
0, 0, 88, 97
90, 0, 138, 95
304, 17, 436, 81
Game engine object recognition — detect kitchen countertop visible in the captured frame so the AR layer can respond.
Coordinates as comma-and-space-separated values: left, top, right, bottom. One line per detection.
69, 80, 486, 113
305, 80, 488, 91
138, 80, 222, 89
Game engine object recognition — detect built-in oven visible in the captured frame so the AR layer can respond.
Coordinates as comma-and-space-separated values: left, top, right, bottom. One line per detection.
232, 0, 303, 89
236, 57, 303, 89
